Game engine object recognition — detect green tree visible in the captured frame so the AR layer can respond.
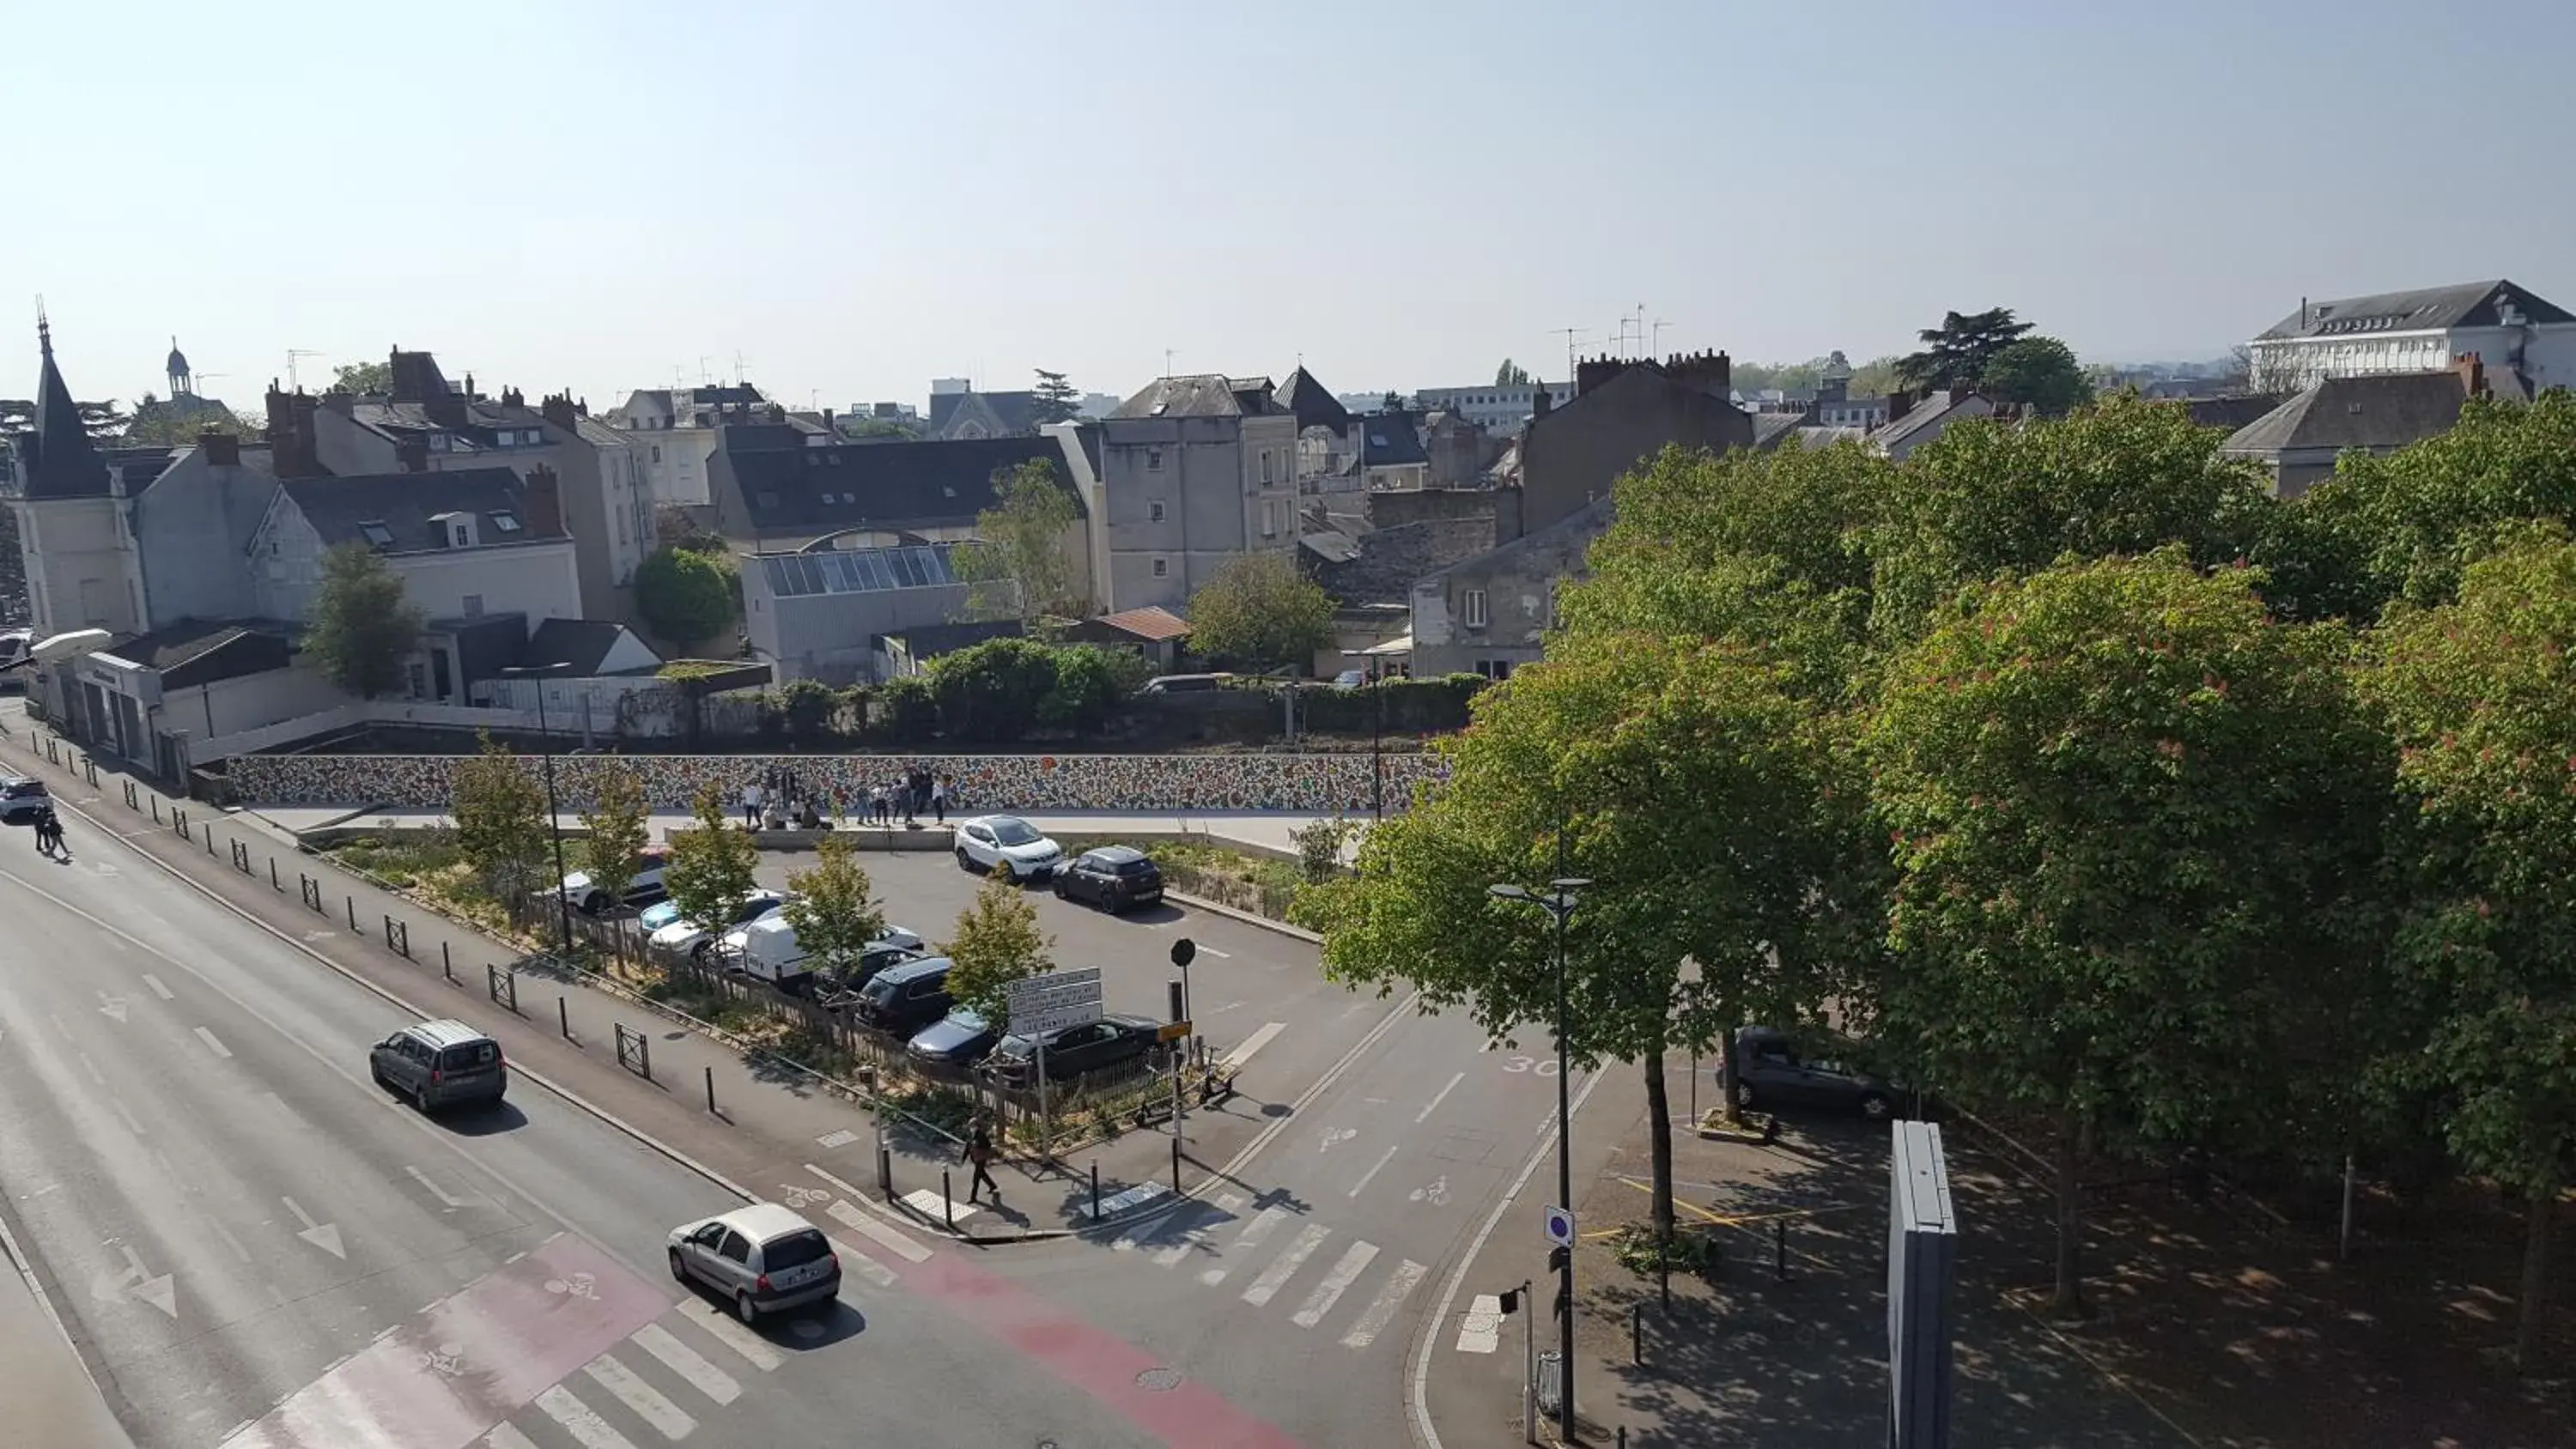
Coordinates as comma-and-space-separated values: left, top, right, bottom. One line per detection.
927, 636, 1064, 740
118, 400, 265, 447
1494, 359, 1532, 387
846, 416, 920, 440
956, 460, 1082, 623
1848, 355, 1905, 398
576, 767, 650, 907
1865, 550, 2383, 1319
783, 834, 889, 977
326, 360, 392, 395
451, 732, 550, 899
778, 678, 840, 744
1979, 336, 2093, 416
1030, 368, 1082, 426
663, 786, 758, 935
942, 876, 1055, 1024
303, 543, 425, 698
2360, 523, 2576, 1367
635, 545, 738, 646
1035, 643, 1133, 732
1186, 552, 1334, 673
1895, 307, 2035, 390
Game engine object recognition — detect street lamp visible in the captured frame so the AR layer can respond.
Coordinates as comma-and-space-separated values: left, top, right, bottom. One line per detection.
1490, 866, 1589, 1441
1340, 650, 1385, 822
498, 661, 574, 955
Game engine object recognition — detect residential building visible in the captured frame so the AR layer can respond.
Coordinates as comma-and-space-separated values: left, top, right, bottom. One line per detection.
1361, 410, 1431, 491
1279, 366, 1360, 491
1418, 409, 1503, 488
1869, 388, 1999, 461
2220, 356, 2500, 499
118, 430, 278, 627
1092, 374, 1301, 612
704, 427, 1087, 565
78, 618, 342, 780
2248, 279, 2576, 395
740, 540, 982, 684
1521, 351, 1753, 534
1408, 381, 1576, 435
605, 384, 771, 508
1409, 497, 1612, 679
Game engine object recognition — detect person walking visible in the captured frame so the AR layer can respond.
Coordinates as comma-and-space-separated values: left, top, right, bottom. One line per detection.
34, 804, 61, 857
963, 1119, 1002, 1205
741, 779, 764, 829
930, 773, 948, 824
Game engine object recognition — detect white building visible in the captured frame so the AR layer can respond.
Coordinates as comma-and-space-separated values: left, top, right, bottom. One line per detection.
2249, 279, 2576, 395
1090, 375, 1301, 612
1406, 381, 1576, 436
604, 384, 770, 508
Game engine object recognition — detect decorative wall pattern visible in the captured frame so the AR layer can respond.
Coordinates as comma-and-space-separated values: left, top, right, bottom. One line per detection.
227, 749, 1446, 815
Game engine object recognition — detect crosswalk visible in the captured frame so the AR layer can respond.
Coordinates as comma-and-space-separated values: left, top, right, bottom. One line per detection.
476, 1297, 782, 1449
1111, 1191, 1427, 1352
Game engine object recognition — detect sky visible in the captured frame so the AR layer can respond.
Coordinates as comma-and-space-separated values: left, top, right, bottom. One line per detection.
10, 0, 2575, 415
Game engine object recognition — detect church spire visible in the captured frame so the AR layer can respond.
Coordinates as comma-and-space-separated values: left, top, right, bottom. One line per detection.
22, 312, 110, 500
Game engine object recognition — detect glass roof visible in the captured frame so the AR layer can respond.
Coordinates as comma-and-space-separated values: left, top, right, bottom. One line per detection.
759, 545, 959, 598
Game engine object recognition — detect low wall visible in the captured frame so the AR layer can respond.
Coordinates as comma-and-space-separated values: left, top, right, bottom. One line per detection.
226, 749, 1445, 815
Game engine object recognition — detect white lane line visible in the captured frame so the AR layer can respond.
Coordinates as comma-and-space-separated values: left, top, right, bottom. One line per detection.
486, 1426, 542, 1449
824, 1198, 929, 1264
1152, 1192, 1242, 1268
1194, 945, 1231, 959
1349, 1144, 1400, 1197
213, 1223, 252, 1264
1341, 1258, 1428, 1349
630, 1323, 741, 1406
677, 1297, 782, 1372
803, 1163, 869, 1199
1220, 1022, 1287, 1072
1242, 1222, 1331, 1307
1455, 1293, 1503, 1353
192, 1027, 231, 1058
1417, 1071, 1465, 1124
75, 1051, 105, 1087
1291, 1240, 1381, 1328
1200, 1204, 1290, 1287
141, 973, 174, 1000
111, 1099, 145, 1137
582, 1353, 696, 1440
404, 1166, 470, 1209
534, 1385, 639, 1449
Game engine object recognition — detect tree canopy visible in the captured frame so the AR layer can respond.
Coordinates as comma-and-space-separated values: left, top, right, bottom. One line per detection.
942, 876, 1054, 1025
302, 543, 425, 699
326, 360, 392, 395
1030, 369, 1082, 426
1979, 336, 2093, 415
635, 544, 738, 646
783, 834, 889, 976
1494, 359, 1533, 386
577, 768, 650, 906
1185, 552, 1335, 673
956, 460, 1083, 622
451, 733, 550, 899
663, 786, 759, 935
1895, 307, 2035, 390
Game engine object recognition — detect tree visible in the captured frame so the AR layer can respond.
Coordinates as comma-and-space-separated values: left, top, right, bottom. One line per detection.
1030, 368, 1082, 426
1979, 336, 2093, 416
778, 678, 840, 745
1848, 355, 1905, 398
927, 636, 1062, 741
1864, 550, 2383, 1319
577, 767, 650, 907
1295, 632, 1855, 1254
783, 834, 889, 977
662, 785, 757, 935
1494, 359, 1532, 387
120, 403, 264, 447
327, 360, 392, 395
1186, 552, 1335, 673
942, 876, 1054, 1024
1894, 307, 2035, 390
303, 543, 425, 698
452, 732, 550, 899
1380, 391, 1405, 414
635, 545, 738, 646
955, 460, 1082, 623
2360, 523, 2576, 1368
845, 416, 919, 440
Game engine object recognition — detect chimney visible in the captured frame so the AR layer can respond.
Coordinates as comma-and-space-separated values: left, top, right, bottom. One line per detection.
1886, 388, 1916, 421
540, 391, 578, 433
200, 429, 240, 467
396, 439, 429, 473
501, 385, 523, 409
2454, 352, 2486, 398
267, 389, 325, 479
1530, 385, 1552, 421
522, 464, 566, 537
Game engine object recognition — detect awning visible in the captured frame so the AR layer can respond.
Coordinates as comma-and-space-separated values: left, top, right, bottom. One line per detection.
1361, 634, 1414, 657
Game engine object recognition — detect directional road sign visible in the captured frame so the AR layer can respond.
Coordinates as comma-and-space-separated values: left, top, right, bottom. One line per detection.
1006, 967, 1105, 1037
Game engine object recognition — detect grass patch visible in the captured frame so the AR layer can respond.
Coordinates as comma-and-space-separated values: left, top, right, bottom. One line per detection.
1610, 1222, 1721, 1279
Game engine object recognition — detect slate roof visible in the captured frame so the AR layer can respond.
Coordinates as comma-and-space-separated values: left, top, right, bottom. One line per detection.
1749, 411, 1807, 452
1361, 412, 1428, 469
1316, 517, 1499, 605
1112, 374, 1280, 420
2220, 373, 2473, 456
1870, 391, 1983, 452
1091, 605, 1194, 642
2256, 280, 2573, 341
19, 321, 109, 500
98, 617, 295, 689
1277, 367, 1352, 434
278, 466, 532, 553
2177, 394, 2288, 431
723, 434, 1078, 537
1424, 496, 1615, 586
526, 617, 652, 676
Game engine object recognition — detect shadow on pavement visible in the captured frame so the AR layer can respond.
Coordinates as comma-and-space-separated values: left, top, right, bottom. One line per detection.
438, 1100, 532, 1137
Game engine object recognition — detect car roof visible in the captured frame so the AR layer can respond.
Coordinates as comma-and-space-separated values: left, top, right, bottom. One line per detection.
741, 916, 796, 937
1081, 845, 1147, 864
1, 773, 39, 787
405, 1017, 495, 1049
962, 814, 1029, 828
875, 955, 953, 984
716, 1202, 823, 1244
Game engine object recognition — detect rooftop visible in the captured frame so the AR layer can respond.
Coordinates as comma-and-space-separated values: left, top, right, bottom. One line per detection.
2255, 280, 2573, 342
754, 542, 973, 600
277, 466, 535, 554
2221, 373, 2475, 456
1091, 605, 1194, 642
721, 433, 1078, 537
1111, 374, 1281, 421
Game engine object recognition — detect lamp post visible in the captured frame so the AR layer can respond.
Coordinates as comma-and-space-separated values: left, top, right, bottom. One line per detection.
1340, 649, 1386, 822
499, 661, 574, 955
1491, 855, 1589, 1440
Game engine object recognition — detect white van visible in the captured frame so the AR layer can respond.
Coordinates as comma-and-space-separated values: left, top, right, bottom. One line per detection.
719, 916, 813, 991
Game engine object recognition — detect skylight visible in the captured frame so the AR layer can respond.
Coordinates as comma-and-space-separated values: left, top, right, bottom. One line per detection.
489, 512, 522, 534
359, 521, 396, 549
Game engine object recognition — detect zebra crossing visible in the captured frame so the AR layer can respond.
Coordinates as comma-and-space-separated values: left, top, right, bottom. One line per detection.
1111, 1191, 1427, 1351
477, 1296, 785, 1449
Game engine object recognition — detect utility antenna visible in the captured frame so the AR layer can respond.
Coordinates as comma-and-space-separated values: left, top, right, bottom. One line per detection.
1650, 318, 1672, 358
732, 350, 749, 386
1163, 349, 1179, 379
285, 349, 325, 391
697, 356, 712, 387
1549, 326, 1591, 379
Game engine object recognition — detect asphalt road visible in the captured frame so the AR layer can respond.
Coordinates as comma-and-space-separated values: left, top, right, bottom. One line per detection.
0, 815, 1158, 1449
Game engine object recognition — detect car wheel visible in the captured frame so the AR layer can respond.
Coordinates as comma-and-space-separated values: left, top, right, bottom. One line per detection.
690, 940, 714, 963
955, 847, 974, 871
735, 1291, 760, 1325
580, 891, 607, 915
1732, 1080, 1758, 1110
669, 1249, 689, 1283
412, 1081, 434, 1113
1858, 1091, 1895, 1122
369, 1060, 388, 1088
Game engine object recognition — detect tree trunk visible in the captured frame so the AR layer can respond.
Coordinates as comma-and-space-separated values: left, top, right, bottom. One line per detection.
1643, 1052, 1676, 1254
2518, 1185, 2555, 1373
2050, 1103, 2089, 1320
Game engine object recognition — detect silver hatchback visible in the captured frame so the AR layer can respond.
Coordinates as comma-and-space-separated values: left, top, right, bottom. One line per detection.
667, 1203, 841, 1324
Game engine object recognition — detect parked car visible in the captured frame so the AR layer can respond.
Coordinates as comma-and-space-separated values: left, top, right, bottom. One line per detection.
652, 889, 791, 960
906, 1007, 1000, 1073
1728, 1026, 1904, 1122
954, 815, 1064, 882
667, 1203, 840, 1324
1052, 846, 1164, 912
815, 937, 928, 1011
637, 899, 688, 933
368, 1018, 507, 1113
717, 916, 817, 991
1330, 668, 1366, 689
852, 955, 955, 1037
559, 846, 671, 914
981, 1013, 1164, 1089
1135, 672, 1233, 695
0, 774, 50, 823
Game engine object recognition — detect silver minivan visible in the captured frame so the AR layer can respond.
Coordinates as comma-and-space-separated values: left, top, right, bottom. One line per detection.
667, 1203, 841, 1323
369, 1018, 507, 1112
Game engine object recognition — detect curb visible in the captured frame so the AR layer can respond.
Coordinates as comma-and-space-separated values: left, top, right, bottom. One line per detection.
1161, 888, 1322, 944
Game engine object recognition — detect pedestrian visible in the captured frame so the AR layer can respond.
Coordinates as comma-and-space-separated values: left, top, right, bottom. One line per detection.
941, 773, 959, 815
741, 779, 763, 829
963, 1119, 1001, 1204
35, 805, 61, 857
930, 773, 947, 824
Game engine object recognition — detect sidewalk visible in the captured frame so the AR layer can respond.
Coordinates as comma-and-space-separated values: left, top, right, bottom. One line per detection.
0, 1220, 135, 1448
0, 722, 1260, 1248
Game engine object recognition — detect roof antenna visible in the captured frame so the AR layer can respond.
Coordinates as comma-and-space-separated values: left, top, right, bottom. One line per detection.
35, 294, 50, 354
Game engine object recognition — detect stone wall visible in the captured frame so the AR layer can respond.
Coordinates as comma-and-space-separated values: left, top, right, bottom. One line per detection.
226, 749, 1446, 815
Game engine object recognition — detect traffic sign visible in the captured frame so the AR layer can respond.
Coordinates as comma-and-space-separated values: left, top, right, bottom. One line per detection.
1007, 967, 1105, 1037
1157, 1021, 1193, 1043
1543, 1205, 1574, 1248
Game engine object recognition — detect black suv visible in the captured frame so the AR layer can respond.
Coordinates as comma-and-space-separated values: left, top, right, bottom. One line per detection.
852, 955, 954, 1037
1053, 846, 1164, 912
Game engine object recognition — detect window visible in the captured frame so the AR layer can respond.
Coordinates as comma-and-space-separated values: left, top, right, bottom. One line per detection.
650, 445, 662, 464
1151, 557, 1170, 579
359, 521, 396, 549
1145, 447, 1164, 471
461, 594, 484, 617
1476, 659, 1514, 681
450, 523, 471, 548
1148, 500, 1166, 523
1260, 449, 1273, 484
1261, 500, 1281, 537
1461, 588, 1489, 628
489, 512, 521, 534
407, 661, 428, 699
428, 433, 451, 452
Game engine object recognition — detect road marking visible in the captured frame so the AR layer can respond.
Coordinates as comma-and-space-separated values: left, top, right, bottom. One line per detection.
1341, 1259, 1428, 1349
141, 973, 174, 1000
1242, 1222, 1330, 1307
1417, 1071, 1465, 1123
802, 1163, 870, 1199
192, 1026, 230, 1058
1221, 1022, 1286, 1072
75, 1050, 105, 1086
824, 1197, 930, 1263
405, 1166, 471, 1209
1194, 945, 1231, 959
214, 1223, 252, 1264
1291, 1240, 1380, 1328
1200, 1204, 1290, 1287
534, 1385, 638, 1449
1152, 1193, 1242, 1268
1317, 1127, 1356, 1154
1455, 1294, 1503, 1353
814, 1129, 860, 1149
96, 991, 129, 1023
111, 1099, 145, 1137
486, 1426, 541, 1449
283, 1197, 347, 1259
677, 1297, 782, 1372
900, 1187, 979, 1225
629, 1323, 740, 1405
1349, 1143, 1400, 1197
582, 1353, 696, 1440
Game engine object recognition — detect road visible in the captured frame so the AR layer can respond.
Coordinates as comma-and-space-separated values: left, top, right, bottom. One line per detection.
0, 814, 1157, 1449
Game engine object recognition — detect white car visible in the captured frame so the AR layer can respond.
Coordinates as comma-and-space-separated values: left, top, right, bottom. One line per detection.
651, 889, 792, 961
954, 815, 1064, 882
559, 846, 671, 914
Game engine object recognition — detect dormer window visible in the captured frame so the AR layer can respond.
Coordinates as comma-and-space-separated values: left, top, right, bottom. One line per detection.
428, 433, 451, 452
489, 512, 521, 535
359, 521, 396, 550
451, 522, 471, 548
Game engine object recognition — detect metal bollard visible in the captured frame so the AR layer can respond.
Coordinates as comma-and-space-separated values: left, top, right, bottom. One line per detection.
270, 858, 280, 889
1618, 1429, 1627, 1449
705, 1066, 716, 1115
1171, 1133, 1182, 1192
1775, 1220, 1787, 1281
443, 941, 452, 973
560, 994, 572, 1040
878, 1140, 894, 1197
1631, 1301, 1643, 1366
347, 897, 358, 930
941, 1170, 956, 1230
1091, 1161, 1101, 1221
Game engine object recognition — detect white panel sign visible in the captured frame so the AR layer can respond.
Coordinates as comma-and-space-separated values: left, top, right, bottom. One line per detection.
1006, 967, 1104, 1036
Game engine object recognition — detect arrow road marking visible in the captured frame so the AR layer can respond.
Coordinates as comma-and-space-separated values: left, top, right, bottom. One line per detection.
283, 1197, 346, 1259
405, 1166, 471, 1209
100, 1245, 177, 1319
96, 992, 128, 1023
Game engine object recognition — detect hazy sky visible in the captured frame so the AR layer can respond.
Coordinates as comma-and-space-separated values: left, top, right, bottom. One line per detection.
13, 0, 2574, 413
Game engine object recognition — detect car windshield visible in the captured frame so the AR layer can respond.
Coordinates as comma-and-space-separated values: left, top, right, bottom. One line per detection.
860, 973, 903, 1004
761, 1230, 831, 1270
639, 901, 683, 930
990, 819, 1042, 846
939, 1008, 987, 1034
